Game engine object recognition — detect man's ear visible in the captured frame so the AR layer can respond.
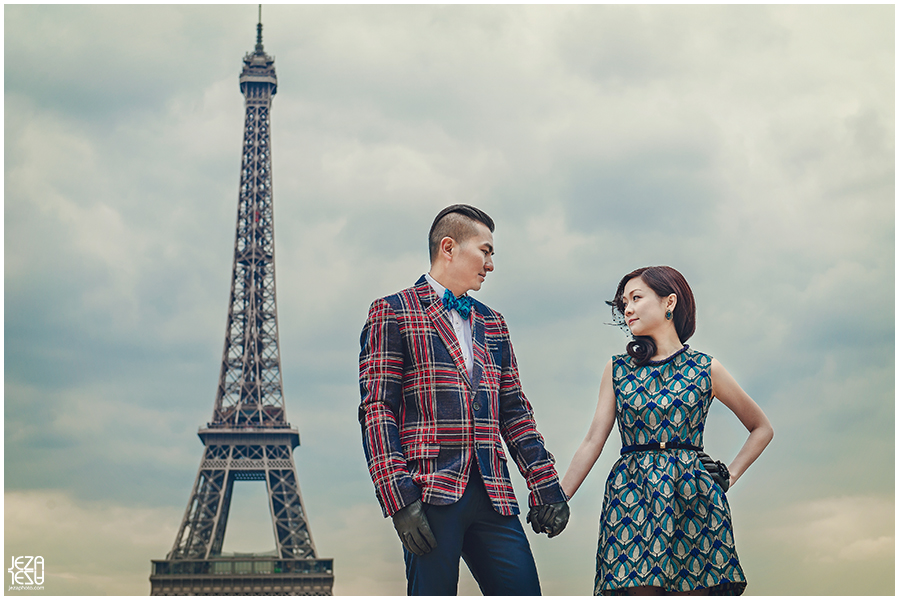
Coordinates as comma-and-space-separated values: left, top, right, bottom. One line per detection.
440, 236, 455, 260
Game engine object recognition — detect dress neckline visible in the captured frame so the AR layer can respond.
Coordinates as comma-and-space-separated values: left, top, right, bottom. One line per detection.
647, 344, 689, 366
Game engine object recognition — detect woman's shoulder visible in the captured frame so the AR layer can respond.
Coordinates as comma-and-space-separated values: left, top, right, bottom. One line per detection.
611, 352, 632, 366
681, 346, 713, 367
608, 353, 633, 377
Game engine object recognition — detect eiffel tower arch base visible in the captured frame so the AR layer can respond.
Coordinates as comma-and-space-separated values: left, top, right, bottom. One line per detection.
150, 430, 335, 596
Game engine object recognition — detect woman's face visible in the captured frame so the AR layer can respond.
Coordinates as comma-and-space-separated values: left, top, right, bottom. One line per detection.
621, 276, 670, 337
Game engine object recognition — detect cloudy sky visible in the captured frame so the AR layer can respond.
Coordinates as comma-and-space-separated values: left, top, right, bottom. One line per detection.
4, 4, 894, 596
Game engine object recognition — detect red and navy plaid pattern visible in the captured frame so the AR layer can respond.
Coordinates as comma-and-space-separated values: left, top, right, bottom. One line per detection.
359, 275, 565, 517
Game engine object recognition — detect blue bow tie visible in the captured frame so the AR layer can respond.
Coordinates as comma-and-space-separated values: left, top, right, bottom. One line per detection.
442, 289, 473, 320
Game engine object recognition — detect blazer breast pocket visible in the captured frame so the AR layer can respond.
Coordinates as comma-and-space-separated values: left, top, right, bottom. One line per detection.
485, 339, 503, 366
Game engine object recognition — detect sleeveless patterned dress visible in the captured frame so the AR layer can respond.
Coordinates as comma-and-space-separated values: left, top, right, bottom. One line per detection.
594, 346, 746, 595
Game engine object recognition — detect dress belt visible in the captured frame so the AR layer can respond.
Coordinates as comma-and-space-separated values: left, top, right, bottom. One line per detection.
620, 442, 702, 454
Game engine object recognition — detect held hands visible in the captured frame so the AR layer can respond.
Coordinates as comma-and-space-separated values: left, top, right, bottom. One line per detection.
526, 500, 570, 538
698, 451, 731, 493
391, 500, 437, 556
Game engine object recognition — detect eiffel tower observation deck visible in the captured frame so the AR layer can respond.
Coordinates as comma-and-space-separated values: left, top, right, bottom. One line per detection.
150, 11, 334, 596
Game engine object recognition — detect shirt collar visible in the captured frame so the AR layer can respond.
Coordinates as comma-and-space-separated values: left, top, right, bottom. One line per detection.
425, 272, 448, 299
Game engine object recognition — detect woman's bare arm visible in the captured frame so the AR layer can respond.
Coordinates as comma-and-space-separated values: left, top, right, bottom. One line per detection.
710, 358, 774, 486
561, 359, 618, 499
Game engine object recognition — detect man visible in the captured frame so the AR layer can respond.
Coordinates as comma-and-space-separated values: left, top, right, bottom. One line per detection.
358, 204, 569, 595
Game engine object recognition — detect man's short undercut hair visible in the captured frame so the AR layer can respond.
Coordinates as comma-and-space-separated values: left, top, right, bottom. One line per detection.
428, 204, 495, 263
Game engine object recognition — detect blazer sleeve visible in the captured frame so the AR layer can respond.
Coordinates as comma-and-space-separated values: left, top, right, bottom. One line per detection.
496, 317, 567, 508
358, 298, 421, 517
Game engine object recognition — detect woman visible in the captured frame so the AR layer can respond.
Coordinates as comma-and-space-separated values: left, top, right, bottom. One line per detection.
561, 266, 773, 595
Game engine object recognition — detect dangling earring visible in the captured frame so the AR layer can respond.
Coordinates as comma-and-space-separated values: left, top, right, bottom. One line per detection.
665, 310, 673, 321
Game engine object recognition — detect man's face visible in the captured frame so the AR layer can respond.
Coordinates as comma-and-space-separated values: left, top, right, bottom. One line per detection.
448, 222, 494, 294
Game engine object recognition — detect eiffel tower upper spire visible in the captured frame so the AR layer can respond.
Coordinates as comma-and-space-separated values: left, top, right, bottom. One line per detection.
255, 5, 264, 53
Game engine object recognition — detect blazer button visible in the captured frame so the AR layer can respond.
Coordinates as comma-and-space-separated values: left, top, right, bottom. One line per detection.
472, 401, 481, 412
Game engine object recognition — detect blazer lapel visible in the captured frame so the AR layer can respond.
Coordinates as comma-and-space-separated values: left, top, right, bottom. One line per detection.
416, 277, 470, 382
469, 309, 486, 392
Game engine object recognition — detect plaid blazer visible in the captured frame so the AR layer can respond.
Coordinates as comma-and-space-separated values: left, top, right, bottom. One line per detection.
359, 275, 565, 518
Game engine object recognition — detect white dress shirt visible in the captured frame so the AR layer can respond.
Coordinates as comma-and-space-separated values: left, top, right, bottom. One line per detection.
425, 272, 474, 379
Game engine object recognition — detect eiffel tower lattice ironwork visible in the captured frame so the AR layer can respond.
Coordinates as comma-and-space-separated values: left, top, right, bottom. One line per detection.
150, 12, 333, 596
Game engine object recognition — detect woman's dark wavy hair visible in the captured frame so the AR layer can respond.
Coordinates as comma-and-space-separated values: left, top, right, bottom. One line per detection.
607, 266, 696, 366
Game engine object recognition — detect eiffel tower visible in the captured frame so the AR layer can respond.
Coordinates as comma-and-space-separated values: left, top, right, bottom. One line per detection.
150, 11, 333, 596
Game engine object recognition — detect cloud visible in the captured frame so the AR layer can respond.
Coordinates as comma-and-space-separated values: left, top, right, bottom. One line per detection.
733, 494, 894, 595
4, 490, 182, 595
770, 495, 894, 564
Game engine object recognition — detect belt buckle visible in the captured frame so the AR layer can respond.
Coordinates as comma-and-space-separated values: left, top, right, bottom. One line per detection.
659, 442, 666, 450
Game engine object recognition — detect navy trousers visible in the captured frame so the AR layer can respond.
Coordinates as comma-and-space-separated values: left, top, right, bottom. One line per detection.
403, 469, 541, 596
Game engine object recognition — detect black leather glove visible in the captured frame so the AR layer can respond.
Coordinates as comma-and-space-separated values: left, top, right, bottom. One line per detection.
391, 500, 437, 556
526, 500, 570, 538
698, 451, 730, 493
